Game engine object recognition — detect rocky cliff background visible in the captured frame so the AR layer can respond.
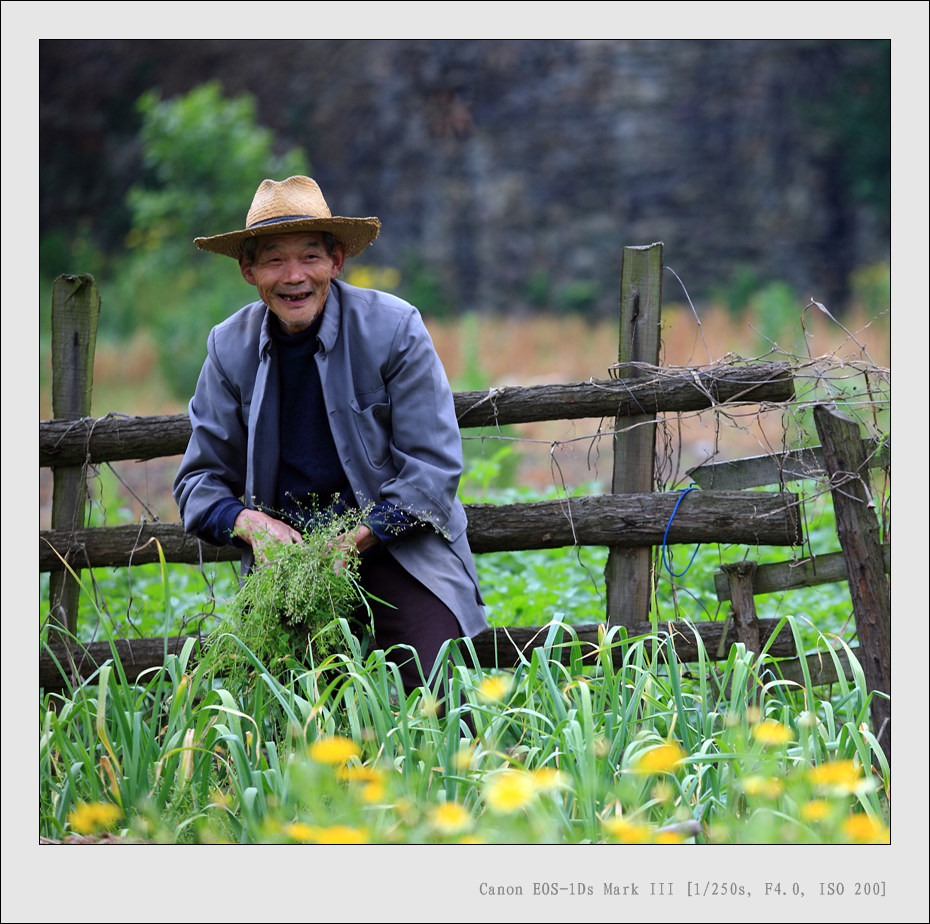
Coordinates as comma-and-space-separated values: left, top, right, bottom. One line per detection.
40, 39, 889, 317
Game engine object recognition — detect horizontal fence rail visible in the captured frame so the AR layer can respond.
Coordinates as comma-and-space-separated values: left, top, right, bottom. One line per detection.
714, 542, 891, 602
39, 362, 795, 468
40, 491, 802, 572
688, 436, 890, 490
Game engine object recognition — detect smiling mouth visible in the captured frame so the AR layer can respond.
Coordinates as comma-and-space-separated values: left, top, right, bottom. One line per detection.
278, 291, 312, 303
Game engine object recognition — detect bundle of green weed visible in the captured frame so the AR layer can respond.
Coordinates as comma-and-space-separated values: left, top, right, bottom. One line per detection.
200, 512, 368, 691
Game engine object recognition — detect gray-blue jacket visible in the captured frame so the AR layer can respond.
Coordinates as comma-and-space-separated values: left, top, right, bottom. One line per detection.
173, 280, 486, 637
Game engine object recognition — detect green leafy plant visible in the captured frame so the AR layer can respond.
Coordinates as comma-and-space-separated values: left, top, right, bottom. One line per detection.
199, 512, 369, 693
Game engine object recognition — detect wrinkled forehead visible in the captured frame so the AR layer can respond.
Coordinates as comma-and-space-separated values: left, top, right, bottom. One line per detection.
253, 231, 328, 257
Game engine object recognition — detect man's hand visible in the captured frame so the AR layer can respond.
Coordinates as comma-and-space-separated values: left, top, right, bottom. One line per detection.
233, 509, 303, 564
331, 524, 379, 573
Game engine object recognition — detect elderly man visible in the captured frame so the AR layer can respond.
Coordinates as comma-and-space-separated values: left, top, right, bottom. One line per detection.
173, 175, 486, 694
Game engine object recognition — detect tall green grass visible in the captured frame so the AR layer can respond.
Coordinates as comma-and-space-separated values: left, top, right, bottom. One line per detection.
41, 605, 889, 845
40, 443, 887, 845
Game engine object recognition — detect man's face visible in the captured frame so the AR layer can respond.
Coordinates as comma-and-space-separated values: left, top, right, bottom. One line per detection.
239, 231, 346, 335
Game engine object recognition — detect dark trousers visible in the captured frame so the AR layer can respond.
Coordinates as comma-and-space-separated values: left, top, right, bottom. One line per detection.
353, 545, 465, 698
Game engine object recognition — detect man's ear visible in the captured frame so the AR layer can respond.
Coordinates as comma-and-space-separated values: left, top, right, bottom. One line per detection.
239, 255, 256, 286
330, 243, 347, 279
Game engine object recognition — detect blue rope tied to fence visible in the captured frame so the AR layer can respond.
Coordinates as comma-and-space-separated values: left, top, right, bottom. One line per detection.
661, 484, 700, 577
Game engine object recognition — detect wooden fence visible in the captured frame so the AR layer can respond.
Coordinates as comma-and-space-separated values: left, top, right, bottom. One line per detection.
690, 412, 891, 756
39, 243, 890, 753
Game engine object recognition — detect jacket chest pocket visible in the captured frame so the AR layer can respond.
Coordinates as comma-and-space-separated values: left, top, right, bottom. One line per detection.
350, 389, 392, 470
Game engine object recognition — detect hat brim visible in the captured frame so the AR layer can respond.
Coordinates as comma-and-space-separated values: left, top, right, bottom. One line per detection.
194, 216, 381, 259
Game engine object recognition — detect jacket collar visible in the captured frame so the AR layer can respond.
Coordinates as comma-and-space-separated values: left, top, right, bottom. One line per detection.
259, 309, 274, 359
316, 281, 342, 355
257, 282, 342, 358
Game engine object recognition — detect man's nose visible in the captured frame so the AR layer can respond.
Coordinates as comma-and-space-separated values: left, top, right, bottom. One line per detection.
282, 259, 307, 283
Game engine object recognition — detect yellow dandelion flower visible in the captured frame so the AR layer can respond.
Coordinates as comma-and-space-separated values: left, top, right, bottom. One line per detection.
842, 814, 889, 844
531, 767, 567, 790
459, 835, 485, 844
476, 674, 511, 703
361, 780, 385, 803
602, 816, 652, 843
807, 759, 862, 792
67, 801, 122, 835
764, 777, 785, 798
310, 735, 360, 765
654, 831, 685, 845
314, 825, 369, 845
741, 775, 784, 798
429, 801, 473, 834
337, 765, 383, 783
752, 719, 794, 746
799, 799, 831, 822
484, 769, 536, 813
336, 764, 386, 802
284, 822, 320, 843
631, 741, 686, 775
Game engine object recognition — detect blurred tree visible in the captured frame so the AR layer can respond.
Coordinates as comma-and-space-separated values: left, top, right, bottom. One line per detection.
126, 80, 309, 268
118, 81, 310, 399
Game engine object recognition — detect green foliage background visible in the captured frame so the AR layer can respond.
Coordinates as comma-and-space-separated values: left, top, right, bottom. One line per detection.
41, 82, 310, 401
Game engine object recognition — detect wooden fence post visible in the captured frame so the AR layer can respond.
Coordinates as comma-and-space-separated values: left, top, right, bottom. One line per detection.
721, 561, 761, 652
606, 243, 663, 628
813, 404, 891, 758
48, 274, 100, 636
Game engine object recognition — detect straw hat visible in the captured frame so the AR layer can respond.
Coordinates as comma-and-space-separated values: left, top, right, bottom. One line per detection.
194, 176, 381, 259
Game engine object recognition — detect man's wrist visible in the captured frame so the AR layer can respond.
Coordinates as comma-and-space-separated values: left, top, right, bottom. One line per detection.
353, 524, 379, 554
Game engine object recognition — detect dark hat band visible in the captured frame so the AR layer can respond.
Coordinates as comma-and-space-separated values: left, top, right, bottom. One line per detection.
247, 214, 319, 229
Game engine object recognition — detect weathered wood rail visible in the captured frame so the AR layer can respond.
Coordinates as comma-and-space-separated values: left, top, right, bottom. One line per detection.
714, 544, 891, 602
41, 490, 801, 571
39, 363, 794, 467
688, 435, 890, 491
